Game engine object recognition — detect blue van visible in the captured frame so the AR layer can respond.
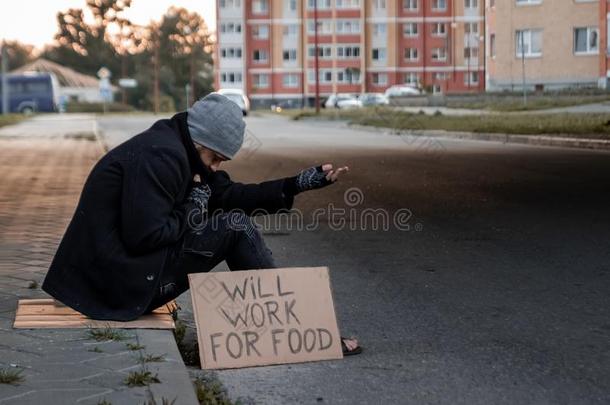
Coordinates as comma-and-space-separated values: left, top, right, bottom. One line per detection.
0, 72, 60, 113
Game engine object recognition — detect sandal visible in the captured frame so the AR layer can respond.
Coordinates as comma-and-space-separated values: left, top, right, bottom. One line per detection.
341, 336, 363, 356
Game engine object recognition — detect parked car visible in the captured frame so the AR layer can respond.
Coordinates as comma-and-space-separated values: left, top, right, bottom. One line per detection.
384, 85, 422, 97
324, 93, 358, 109
216, 88, 250, 115
0, 72, 60, 113
337, 96, 362, 109
360, 93, 390, 107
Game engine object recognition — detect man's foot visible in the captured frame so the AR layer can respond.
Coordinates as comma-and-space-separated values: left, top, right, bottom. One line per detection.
341, 336, 362, 356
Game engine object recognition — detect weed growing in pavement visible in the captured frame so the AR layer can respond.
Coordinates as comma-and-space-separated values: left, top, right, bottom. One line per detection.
139, 353, 166, 363
86, 326, 126, 342
126, 342, 145, 351
0, 368, 24, 385
124, 369, 160, 387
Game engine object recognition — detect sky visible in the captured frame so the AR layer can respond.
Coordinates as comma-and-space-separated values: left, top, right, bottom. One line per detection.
0, 0, 216, 49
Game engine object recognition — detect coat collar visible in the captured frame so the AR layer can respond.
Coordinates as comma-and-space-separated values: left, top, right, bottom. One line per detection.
171, 111, 211, 181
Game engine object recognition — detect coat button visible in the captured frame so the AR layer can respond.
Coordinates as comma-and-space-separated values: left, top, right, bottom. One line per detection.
146, 274, 154, 281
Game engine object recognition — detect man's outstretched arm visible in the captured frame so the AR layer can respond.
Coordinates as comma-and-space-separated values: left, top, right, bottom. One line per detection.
206, 164, 349, 216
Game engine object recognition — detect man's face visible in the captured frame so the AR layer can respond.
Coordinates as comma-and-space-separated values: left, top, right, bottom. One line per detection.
194, 143, 228, 172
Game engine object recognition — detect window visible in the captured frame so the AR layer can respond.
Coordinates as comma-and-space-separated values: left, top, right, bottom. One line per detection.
404, 23, 418, 37
252, 0, 268, 14
464, 47, 479, 59
403, 0, 418, 10
220, 47, 242, 58
220, 23, 242, 34
574, 27, 599, 54
336, 20, 361, 34
308, 0, 331, 9
337, 68, 361, 84
516, 29, 542, 57
283, 74, 299, 88
404, 47, 418, 61
253, 49, 268, 62
464, 0, 478, 8
220, 72, 242, 84
287, 0, 297, 11
308, 69, 333, 83
404, 73, 419, 86
432, 23, 446, 36
252, 74, 269, 88
283, 24, 299, 38
252, 25, 269, 39
283, 49, 298, 61
372, 73, 388, 86
516, 0, 542, 5
373, 24, 387, 36
490, 33, 496, 58
308, 45, 333, 58
432, 0, 447, 10
431, 47, 447, 61
337, 45, 360, 58
433, 72, 447, 81
219, 0, 242, 8
372, 48, 387, 61
465, 23, 478, 34
307, 20, 333, 35
336, 0, 360, 8
464, 72, 479, 86
374, 0, 387, 9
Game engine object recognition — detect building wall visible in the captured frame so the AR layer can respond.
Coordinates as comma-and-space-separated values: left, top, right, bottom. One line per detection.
487, 0, 602, 91
216, 0, 485, 107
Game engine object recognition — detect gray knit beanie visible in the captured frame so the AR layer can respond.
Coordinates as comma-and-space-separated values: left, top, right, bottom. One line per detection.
187, 93, 245, 159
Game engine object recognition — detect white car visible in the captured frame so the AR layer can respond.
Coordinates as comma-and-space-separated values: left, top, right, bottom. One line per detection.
216, 89, 250, 115
360, 93, 390, 107
324, 93, 358, 109
337, 97, 362, 109
384, 85, 422, 97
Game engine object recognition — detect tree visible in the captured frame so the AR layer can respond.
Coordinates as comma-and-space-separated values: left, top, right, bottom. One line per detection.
44, 0, 132, 78
157, 7, 214, 108
2, 41, 36, 70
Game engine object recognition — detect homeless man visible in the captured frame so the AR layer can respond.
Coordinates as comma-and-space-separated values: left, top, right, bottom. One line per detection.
42, 94, 361, 355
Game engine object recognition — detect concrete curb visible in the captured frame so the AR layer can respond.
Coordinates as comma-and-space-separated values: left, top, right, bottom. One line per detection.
348, 124, 610, 151
137, 330, 199, 405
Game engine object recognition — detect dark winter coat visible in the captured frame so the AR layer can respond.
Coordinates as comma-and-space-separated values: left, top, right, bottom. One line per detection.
42, 112, 292, 321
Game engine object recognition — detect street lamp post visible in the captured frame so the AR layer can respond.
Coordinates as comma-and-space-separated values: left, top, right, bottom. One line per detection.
521, 32, 527, 107
314, 0, 320, 114
1, 42, 8, 115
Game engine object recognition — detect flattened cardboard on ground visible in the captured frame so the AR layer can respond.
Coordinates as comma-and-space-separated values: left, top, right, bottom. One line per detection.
189, 267, 343, 369
13, 299, 177, 329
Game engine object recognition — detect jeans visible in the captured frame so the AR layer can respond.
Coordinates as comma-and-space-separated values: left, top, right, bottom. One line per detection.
145, 212, 276, 312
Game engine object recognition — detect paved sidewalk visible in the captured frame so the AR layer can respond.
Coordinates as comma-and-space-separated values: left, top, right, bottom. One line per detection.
0, 116, 197, 404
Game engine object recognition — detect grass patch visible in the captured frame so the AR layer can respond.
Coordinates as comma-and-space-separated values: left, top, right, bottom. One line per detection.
0, 114, 26, 128
87, 326, 126, 342
124, 369, 160, 387
193, 374, 235, 405
64, 132, 97, 141
126, 342, 145, 351
140, 353, 166, 363
97, 400, 112, 405
27, 280, 38, 289
88, 346, 103, 353
294, 107, 610, 139
0, 368, 24, 385
447, 94, 610, 112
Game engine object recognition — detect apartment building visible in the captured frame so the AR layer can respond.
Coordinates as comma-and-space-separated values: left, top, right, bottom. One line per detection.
215, 0, 486, 107
486, 0, 607, 91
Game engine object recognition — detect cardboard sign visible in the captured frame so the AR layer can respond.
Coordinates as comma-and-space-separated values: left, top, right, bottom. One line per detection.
188, 267, 343, 369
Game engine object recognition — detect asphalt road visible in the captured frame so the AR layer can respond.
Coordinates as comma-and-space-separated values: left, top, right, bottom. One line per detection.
99, 114, 610, 404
